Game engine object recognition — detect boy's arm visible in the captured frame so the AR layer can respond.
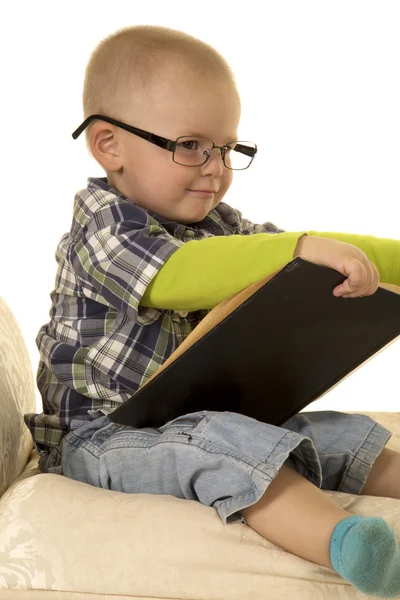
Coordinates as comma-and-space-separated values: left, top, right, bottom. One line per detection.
307, 230, 400, 285
141, 230, 400, 312
232, 206, 400, 282
141, 232, 308, 311
71, 201, 186, 322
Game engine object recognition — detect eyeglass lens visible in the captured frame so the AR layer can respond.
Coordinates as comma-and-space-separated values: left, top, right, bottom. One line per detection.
174, 137, 255, 170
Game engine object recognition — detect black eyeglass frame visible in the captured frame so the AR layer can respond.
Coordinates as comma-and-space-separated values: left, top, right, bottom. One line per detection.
72, 114, 257, 170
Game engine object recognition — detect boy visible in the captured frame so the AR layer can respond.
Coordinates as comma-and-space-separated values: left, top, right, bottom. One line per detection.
24, 25, 400, 597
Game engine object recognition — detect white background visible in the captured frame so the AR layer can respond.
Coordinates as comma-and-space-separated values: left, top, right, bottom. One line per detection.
2, 1, 399, 413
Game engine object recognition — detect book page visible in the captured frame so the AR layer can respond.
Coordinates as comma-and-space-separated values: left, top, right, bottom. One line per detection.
380, 282, 400, 295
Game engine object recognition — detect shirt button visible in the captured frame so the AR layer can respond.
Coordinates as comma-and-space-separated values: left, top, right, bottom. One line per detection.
178, 310, 188, 318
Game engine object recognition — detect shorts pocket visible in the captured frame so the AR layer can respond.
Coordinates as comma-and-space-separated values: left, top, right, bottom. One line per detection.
157, 411, 208, 433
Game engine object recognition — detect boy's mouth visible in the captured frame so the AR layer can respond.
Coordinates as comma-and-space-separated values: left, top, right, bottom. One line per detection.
187, 190, 215, 198
187, 189, 217, 195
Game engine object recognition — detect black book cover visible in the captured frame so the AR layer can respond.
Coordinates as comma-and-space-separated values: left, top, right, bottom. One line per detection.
108, 257, 400, 429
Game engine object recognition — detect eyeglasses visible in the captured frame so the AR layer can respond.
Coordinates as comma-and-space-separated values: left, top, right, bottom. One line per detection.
72, 114, 257, 170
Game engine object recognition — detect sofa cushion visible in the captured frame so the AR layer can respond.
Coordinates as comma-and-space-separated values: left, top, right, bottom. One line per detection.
0, 297, 36, 498
1, 411, 400, 600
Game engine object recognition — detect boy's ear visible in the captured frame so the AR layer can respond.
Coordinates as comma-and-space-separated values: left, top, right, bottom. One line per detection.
90, 122, 123, 171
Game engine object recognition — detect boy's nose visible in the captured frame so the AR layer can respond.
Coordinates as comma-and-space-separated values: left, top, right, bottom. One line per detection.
201, 148, 224, 175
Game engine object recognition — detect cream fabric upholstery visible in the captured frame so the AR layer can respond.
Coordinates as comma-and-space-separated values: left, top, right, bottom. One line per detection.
0, 297, 37, 498
1, 294, 400, 599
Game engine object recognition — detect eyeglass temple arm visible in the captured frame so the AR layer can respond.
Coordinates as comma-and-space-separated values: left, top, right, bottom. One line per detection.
71, 116, 100, 139
72, 115, 175, 151
235, 143, 257, 157
72, 114, 146, 140
72, 115, 142, 140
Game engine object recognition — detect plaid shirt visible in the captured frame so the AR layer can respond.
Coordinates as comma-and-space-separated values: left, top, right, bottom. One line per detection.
24, 176, 284, 456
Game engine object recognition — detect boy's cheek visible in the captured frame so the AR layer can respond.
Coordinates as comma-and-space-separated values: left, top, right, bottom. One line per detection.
221, 176, 233, 196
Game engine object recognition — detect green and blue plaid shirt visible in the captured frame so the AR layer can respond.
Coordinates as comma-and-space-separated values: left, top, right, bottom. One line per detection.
24, 176, 283, 456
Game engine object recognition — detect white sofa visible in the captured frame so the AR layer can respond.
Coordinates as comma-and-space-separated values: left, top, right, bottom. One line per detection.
1, 294, 400, 600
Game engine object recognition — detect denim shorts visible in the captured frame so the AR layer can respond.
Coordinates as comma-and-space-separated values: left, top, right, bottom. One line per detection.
38, 409, 392, 525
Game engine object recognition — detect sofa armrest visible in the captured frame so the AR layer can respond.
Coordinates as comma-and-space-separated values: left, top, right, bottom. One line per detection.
0, 296, 37, 498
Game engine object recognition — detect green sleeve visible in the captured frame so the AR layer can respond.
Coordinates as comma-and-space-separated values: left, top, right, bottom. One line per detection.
141, 229, 400, 312
307, 230, 400, 285
141, 231, 308, 311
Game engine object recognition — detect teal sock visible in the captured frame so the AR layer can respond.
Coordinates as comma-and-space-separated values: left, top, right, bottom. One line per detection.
329, 514, 400, 598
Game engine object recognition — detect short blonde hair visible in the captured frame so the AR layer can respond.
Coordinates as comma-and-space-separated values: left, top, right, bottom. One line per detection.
82, 25, 239, 155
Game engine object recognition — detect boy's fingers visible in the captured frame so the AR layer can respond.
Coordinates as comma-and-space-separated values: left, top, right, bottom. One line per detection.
369, 261, 380, 294
356, 260, 379, 296
342, 259, 365, 292
335, 260, 379, 298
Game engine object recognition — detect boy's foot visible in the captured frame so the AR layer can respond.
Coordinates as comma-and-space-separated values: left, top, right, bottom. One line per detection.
330, 514, 400, 597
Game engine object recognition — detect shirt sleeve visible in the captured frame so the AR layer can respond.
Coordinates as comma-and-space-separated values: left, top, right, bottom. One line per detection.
141, 227, 400, 312
71, 200, 185, 321
141, 231, 309, 311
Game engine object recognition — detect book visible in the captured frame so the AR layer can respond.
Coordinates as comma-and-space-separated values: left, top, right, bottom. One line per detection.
108, 257, 400, 429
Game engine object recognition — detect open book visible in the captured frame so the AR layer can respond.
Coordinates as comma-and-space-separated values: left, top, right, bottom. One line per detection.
108, 257, 400, 429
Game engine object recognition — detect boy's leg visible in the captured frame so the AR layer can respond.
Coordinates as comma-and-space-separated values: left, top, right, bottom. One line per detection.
241, 463, 400, 598
360, 447, 400, 499
241, 464, 351, 569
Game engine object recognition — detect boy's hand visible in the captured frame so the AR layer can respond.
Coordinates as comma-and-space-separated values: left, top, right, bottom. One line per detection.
293, 236, 380, 298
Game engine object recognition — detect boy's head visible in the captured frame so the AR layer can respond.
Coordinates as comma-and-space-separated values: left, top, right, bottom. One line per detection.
80, 26, 245, 225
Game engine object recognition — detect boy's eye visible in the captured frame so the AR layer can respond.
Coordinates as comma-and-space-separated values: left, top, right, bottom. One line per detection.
177, 139, 200, 151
